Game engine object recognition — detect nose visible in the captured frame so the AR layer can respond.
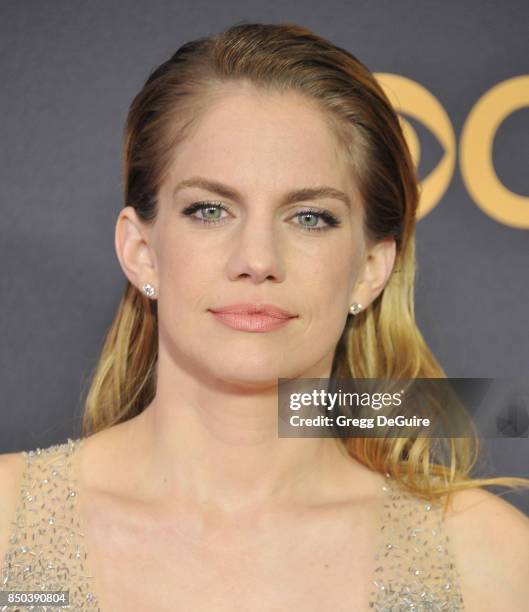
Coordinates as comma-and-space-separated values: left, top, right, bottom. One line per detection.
225, 213, 286, 284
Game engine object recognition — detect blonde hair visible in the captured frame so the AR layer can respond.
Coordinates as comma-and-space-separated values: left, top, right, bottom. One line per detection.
81, 21, 529, 512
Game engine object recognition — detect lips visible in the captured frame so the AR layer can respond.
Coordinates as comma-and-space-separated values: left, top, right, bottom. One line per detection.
208, 305, 297, 333
209, 303, 297, 319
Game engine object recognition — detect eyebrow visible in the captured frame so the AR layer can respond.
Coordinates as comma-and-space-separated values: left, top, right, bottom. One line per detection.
172, 176, 352, 209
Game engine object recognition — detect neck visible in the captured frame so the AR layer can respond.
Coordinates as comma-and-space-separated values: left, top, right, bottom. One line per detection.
118, 346, 364, 517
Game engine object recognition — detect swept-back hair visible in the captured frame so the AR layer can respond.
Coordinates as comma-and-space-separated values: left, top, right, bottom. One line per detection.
81, 21, 529, 510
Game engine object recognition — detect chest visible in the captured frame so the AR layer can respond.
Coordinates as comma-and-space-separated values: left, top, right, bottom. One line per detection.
81, 501, 383, 611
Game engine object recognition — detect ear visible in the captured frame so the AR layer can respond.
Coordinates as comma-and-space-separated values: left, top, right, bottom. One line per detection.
350, 238, 396, 309
114, 206, 157, 291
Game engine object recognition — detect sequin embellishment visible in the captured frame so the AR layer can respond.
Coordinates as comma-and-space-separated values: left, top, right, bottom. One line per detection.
0, 438, 99, 611
368, 473, 465, 611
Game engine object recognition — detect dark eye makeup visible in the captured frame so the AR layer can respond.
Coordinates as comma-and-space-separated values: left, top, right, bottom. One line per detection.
180, 201, 341, 233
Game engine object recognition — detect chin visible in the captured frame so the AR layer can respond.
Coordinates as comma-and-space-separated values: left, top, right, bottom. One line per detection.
207, 360, 295, 386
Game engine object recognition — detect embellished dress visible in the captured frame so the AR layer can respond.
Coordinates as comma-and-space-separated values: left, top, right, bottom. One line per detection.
1, 438, 465, 611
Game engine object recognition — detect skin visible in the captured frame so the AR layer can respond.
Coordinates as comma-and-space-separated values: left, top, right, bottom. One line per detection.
48, 84, 396, 609
112, 84, 396, 517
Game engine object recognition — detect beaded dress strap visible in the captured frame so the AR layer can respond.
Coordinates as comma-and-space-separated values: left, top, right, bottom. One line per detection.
368, 473, 465, 611
0, 438, 100, 611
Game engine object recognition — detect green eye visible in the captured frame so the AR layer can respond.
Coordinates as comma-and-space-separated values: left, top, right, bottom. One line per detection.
297, 212, 321, 228
181, 201, 341, 232
181, 201, 229, 224
293, 209, 341, 232
201, 206, 223, 220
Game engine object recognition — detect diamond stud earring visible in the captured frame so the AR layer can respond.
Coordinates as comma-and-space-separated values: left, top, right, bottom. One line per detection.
142, 283, 156, 298
349, 302, 363, 315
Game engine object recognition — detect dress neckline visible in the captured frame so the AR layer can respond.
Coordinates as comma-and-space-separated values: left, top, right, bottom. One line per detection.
34, 437, 465, 611
69, 436, 393, 611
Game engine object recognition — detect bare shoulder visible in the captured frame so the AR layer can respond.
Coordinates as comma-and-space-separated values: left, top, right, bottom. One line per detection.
0, 451, 26, 567
0, 450, 26, 520
442, 485, 529, 611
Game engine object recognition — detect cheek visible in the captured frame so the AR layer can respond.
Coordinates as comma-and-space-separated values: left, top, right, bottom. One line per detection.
156, 234, 217, 316
299, 236, 361, 311
155, 240, 212, 358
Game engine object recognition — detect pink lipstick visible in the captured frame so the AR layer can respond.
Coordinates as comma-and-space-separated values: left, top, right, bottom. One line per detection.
208, 303, 298, 332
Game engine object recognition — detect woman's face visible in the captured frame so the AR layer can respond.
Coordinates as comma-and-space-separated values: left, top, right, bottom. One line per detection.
135, 86, 371, 386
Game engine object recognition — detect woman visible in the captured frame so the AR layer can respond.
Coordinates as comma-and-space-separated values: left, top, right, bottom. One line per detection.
1, 22, 528, 611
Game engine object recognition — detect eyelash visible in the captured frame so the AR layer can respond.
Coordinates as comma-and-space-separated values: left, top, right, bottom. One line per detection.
180, 201, 341, 232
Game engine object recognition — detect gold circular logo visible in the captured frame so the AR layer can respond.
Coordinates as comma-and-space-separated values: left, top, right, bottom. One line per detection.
460, 75, 529, 229
375, 73, 456, 220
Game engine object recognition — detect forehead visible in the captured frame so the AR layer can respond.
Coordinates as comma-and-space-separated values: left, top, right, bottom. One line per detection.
165, 85, 353, 193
